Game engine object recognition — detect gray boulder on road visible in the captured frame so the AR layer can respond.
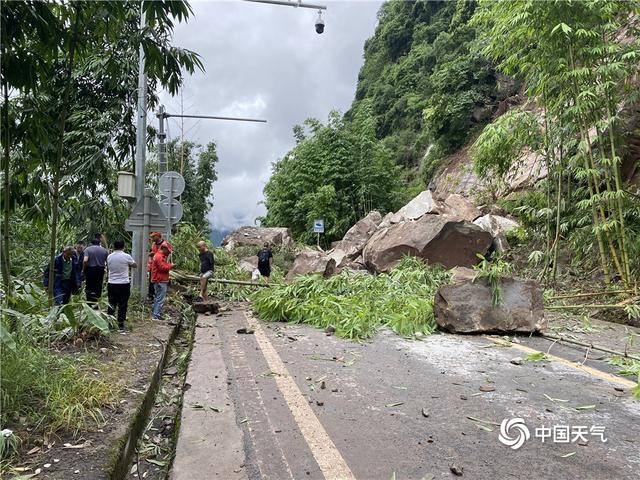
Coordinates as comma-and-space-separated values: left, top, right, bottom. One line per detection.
222, 226, 293, 250
332, 210, 382, 259
362, 215, 493, 272
434, 267, 546, 333
285, 250, 337, 281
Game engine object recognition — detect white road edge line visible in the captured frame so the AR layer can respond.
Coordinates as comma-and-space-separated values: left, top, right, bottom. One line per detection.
244, 312, 356, 480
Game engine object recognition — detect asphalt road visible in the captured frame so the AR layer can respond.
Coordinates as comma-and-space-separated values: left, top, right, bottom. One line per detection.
171, 308, 640, 480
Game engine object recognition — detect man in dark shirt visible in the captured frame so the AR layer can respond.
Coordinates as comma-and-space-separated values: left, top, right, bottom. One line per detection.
257, 242, 273, 284
196, 240, 214, 302
83, 234, 109, 304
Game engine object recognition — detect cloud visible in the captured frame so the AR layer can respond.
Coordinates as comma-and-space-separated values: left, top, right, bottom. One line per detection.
158, 0, 383, 231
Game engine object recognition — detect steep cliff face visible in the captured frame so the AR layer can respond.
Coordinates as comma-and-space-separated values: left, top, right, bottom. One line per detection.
347, 0, 515, 176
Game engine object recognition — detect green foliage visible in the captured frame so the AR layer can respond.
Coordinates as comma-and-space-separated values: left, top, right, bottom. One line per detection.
473, 254, 513, 307
1, 0, 203, 294
261, 105, 403, 244
524, 352, 548, 363
351, 0, 501, 169
170, 223, 212, 273
471, 108, 542, 184
252, 257, 451, 340
473, 0, 640, 286
2, 279, 115, 340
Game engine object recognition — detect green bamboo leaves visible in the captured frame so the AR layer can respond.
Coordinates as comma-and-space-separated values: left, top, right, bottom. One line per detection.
252, 257, 451, 340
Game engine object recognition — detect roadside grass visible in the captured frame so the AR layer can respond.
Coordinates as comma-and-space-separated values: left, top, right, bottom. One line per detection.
0, 279, 132, 466
1, 340, 119, 436
251, 256, 450, 340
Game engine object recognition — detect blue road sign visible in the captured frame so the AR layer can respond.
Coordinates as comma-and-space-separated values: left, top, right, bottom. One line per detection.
313, 219, 325, 233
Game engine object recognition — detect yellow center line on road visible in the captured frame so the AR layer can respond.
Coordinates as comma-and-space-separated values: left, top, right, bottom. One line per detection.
244, 312, 356, 480
485, 336, 637, 389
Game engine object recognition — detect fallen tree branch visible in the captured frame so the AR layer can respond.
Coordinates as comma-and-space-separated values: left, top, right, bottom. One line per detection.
170, 270, 269, 288
546, 304, 633, 310
548, 289, 636, 300
541, 333, 640, 362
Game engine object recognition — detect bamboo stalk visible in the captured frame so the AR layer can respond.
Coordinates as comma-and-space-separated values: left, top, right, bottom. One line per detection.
542, 333, 640, 362
568, 44, 611, 285
547, 304, 633, 310
170, 271, 269, 288
549, 290, 636, 300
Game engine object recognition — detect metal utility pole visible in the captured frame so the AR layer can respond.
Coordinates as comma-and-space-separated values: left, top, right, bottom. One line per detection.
132, 9, 147, 294
243, 0, 327, 10
155, 108, 266, 241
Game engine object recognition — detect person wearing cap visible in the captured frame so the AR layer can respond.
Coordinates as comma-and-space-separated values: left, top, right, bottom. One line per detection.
151, 242, 174, 320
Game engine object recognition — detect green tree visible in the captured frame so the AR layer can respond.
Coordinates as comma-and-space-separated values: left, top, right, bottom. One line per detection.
262, 104, 402, 245
473, 0, 640, 285
0, 1, 203, 299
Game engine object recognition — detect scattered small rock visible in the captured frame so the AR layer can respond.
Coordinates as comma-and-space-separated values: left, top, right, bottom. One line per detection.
450, 463, 464, 476
460, 395, 468, 400
316, 401, 324, 406
236, 328, 255, 335
44, 463, 51, 468
331, 388, 338, 393
614, 386, 624, 392
479, 385, 495, 392
510, 357, 523, 365
421, 408, 430, 418
320, 381, 326, 390
325, 325, 336, 336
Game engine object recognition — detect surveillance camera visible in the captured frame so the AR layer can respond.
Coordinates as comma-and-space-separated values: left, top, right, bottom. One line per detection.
315, 11, 324, 34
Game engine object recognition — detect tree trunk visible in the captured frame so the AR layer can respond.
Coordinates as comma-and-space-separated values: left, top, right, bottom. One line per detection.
47, 4, 82, 302
1, 75, 11, 294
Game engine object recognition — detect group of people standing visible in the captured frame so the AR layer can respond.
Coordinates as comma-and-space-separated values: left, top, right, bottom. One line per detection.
44, 230, 273, 332
45, 234, 137, 332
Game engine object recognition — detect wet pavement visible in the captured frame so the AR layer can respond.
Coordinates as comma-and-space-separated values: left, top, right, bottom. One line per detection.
172, 308, 640, 480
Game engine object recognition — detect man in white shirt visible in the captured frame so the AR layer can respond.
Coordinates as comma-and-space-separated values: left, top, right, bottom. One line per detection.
106, 239, 137, 332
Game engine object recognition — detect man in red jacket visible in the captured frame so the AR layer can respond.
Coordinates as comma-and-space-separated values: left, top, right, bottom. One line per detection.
151, 242, 174, 320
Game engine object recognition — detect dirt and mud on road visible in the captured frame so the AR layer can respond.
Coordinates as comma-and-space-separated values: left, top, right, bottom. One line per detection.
171, 306, 639, 480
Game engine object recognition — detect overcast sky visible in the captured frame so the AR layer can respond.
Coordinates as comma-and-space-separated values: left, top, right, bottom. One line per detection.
158, 0, 383, 233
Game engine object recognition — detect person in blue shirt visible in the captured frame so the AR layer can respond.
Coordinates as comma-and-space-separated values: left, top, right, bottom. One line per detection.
43, 246, 81, 305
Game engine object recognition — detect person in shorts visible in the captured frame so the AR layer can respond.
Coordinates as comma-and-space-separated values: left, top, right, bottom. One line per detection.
256, 242, 273, 284
197, 241, 214, 301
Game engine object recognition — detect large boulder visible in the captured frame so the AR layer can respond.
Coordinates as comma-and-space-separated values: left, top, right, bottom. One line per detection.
238, 256, 258, 274
333, 210, 382, 258
222, 227, 293, 250
378, 212, 394, 230
362, 215, 492, 273
440, 194, 482, 222
434, 268, 546, 333
473, 214, 521, 253
390, 190, 441, 224
285, 251, 337, 281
